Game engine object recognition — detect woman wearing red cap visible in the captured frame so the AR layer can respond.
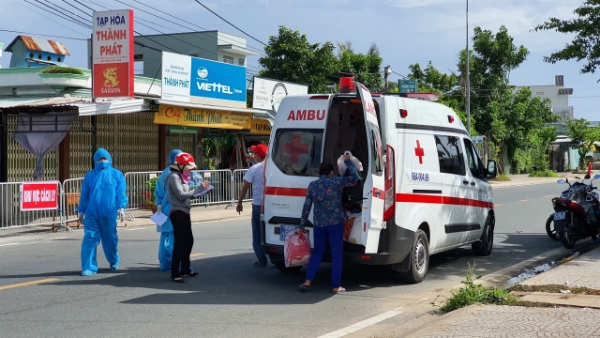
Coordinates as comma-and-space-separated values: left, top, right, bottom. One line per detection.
237, 143, 269, 267
167, 152, 210, 283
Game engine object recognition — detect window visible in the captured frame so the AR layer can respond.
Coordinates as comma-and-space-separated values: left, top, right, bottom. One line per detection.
238, 58, 245, 66
47, 55, 52, 61
57, 57, 62, 63
463, 139, 483, 179
435, 135, 466, 175
38, 54, 42, 59
29, 53, 33, 58
272, 129, 323, 177
369, 123, 383, 176
223, 55, 234, 64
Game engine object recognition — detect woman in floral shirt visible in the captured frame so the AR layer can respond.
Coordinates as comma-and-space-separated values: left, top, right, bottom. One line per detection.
297, 154, 360, 294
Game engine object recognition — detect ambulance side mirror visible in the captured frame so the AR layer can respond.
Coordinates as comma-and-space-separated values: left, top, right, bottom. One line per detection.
486, 160, 497, 179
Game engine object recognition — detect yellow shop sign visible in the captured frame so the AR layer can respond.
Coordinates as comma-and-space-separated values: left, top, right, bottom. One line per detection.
249, 118, 272, 135
154, 105, 251, 130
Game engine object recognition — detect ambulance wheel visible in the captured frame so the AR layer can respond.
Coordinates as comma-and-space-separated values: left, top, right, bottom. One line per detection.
473, 215, 494, 256
400, 229, 429, 284
274, 261, 302, 273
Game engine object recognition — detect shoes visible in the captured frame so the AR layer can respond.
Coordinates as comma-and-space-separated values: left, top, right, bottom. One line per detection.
297, 284, 310, 293
81, 270, 97, 276
110, 262, 119, 271
254, 261, 267, 267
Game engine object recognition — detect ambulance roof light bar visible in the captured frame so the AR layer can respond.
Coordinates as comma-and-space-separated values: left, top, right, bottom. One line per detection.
338, 77, 356, 94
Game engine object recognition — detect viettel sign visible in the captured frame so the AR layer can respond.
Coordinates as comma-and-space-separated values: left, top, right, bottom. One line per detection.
92, 10, 134, 98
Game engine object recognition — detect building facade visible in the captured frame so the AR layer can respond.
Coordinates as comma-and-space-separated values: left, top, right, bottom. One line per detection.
4, 36, 69, 68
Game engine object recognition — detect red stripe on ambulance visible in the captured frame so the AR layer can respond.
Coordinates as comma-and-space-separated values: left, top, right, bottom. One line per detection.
265, 187, 308, 197
396, 193, 493, 209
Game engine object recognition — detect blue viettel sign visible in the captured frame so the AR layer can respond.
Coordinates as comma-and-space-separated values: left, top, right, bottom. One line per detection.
189, 57, 246, 104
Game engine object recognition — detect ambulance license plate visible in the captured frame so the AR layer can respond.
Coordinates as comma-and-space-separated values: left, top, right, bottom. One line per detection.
554, 212, 566, 221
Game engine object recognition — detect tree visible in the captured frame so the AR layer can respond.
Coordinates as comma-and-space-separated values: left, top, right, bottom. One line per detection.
337, 44, 383, 91
567, 118, 600, 170
258, 26, 337, 93
534, 1, 600, 78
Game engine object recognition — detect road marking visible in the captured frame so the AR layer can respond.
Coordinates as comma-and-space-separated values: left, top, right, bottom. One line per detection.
519, 199, 529, 202
190, 253, 205, 257
317, 307, 403, 338
123, 227, 145, 231
0, 243, 19, 247
544, 195, 554, 198
0, 278, 59, 291
495, 204, 502, 207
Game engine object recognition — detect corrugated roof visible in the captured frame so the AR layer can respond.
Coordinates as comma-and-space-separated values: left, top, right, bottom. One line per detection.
4, 36, 70, 56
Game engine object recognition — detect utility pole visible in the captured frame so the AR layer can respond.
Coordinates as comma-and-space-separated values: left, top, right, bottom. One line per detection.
384, 65, 392, 93
466, 0, 471, 136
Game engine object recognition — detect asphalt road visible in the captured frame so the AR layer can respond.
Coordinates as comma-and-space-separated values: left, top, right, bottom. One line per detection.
0, 182, 571, 338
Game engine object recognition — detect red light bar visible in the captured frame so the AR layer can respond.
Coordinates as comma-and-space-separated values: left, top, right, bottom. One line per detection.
310, 95, 329, 100
399, 109, 408, 118
404, 92, 440, 102
339, 77, 356, 94
448, 115, 454, 123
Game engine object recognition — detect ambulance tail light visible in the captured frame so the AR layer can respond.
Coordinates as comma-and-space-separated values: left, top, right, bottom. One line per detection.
399, 109, 408, 118
448, 115, 454, 123
338, 77, 356, 94
383, 145, 395, 222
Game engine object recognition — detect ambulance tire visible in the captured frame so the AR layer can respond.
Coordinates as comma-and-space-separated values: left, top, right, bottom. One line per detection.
274, 261, 302, 273
472, 215, 494, 256
400, 229, 429, 284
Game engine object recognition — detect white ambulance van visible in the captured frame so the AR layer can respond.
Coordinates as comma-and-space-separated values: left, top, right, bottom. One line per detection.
261, 78, 498, 283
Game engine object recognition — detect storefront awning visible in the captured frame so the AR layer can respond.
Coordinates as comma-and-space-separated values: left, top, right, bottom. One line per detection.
156, 99, 274, 123
0, 97, 153, 117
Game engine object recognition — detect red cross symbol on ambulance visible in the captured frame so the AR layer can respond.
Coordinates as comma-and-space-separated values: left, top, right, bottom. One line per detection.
414, 140, 425, 164
283, 134, 309, 164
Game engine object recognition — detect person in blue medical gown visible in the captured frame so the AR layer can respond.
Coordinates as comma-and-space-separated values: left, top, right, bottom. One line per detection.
78, 148, 128, 276
154, 149, 182, 271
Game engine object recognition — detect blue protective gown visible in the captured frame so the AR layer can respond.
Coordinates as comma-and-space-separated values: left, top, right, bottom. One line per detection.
154, 149, 182, 271
78, 148, 128, 275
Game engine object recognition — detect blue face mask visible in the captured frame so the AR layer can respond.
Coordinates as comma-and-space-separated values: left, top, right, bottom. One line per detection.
97, 161, 109, 170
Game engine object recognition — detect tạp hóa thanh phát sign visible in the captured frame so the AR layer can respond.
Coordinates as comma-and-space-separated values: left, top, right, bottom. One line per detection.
154, 105, 252, 130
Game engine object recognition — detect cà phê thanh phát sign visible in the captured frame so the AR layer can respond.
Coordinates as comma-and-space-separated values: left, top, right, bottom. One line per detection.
154, 105, 251, 130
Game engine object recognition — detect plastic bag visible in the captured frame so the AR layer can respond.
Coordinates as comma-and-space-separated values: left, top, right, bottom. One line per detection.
337, 151, 363, 174
284, 231, 311, 267
280, 224, 300, 241
343, 211, 364, 245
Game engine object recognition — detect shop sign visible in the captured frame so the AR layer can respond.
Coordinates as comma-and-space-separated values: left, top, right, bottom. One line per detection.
249, 118, 272, 135
154, 105, 251, 130
92, 10, 134, 99
21, 181, 59, 211
252, 77, 308, 112
161, 52, 247, 108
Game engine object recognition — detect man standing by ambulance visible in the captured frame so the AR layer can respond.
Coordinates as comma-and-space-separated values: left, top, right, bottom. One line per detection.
236, 144, 268, 267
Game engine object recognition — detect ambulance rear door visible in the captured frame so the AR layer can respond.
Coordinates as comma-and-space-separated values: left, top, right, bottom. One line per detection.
356, 82, 386, 254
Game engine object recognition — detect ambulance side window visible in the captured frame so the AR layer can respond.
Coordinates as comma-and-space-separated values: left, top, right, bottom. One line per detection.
463, 139, 483, 179
272, 129, 323, 177
369, 123, 383, 176
435, 135, 466, 176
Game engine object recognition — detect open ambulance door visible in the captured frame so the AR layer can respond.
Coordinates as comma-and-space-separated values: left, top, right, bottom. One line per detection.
356, 82, 386, 254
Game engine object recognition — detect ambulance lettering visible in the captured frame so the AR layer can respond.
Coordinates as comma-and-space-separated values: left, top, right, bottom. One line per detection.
286, 110, 326, 121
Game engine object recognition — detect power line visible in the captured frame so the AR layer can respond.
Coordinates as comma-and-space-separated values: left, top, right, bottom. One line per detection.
0, 28, 87, 41
194, 0, 266, 46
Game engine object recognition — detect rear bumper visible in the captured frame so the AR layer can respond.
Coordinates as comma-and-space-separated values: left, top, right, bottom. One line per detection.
261, 218, 413, 266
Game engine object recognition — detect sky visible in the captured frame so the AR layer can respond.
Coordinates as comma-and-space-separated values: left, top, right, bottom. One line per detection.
0, 0, 599, 121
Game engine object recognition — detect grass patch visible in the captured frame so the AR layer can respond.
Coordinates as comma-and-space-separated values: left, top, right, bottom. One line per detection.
529, 170, 558, 178
440, 263, 514, 312
509, 284, 600, 296
41, 66, 84, 75
491, 173, 511, 181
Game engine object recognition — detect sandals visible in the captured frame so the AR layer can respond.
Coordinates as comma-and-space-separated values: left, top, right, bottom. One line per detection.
297, 284, 310, 293
171, 277, 185, 283
332, 287, 346, 294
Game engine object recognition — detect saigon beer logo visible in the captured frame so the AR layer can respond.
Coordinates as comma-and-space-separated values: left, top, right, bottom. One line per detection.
102, 67, 121, 94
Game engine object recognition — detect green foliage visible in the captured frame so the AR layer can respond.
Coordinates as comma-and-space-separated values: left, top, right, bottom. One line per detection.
145, 176, 159, 206
492, 174, 511, 181
41, 66, 84, 75
441, 263, 512, 312
337, 47, 383, 91
529, 170, 558, 177
567, 118, 600, 170
259, 26, 338, 93
534, 0, 600, 77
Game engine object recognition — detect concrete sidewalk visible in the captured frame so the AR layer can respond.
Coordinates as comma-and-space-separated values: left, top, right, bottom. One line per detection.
0, 201, 253, 237
399, 243, 600, 338
489, 171, 599, 189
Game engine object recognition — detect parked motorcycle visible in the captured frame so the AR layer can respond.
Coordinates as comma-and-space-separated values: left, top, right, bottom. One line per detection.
546, 184, 573, 241
552, 174, 600, 249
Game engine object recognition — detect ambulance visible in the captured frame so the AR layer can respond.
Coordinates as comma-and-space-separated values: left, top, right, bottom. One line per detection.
261, 78, 498, 283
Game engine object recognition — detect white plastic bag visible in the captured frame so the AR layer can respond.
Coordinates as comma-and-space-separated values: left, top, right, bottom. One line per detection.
343, 211, 364, 245
337, 151, 363, 174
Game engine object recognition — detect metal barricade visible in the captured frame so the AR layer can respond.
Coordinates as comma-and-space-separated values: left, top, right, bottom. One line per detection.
190, 169, 233, 206
0, 181, 64, 230
124, 171, 162, 210
62, 178, 84, 229
230, 169, 251, 205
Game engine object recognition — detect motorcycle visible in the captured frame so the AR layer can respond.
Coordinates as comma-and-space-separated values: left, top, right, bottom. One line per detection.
546, 184, 572, 241
552, 174, 600, 249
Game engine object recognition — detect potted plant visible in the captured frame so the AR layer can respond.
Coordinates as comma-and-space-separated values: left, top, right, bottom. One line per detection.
144, 176, 159, 213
